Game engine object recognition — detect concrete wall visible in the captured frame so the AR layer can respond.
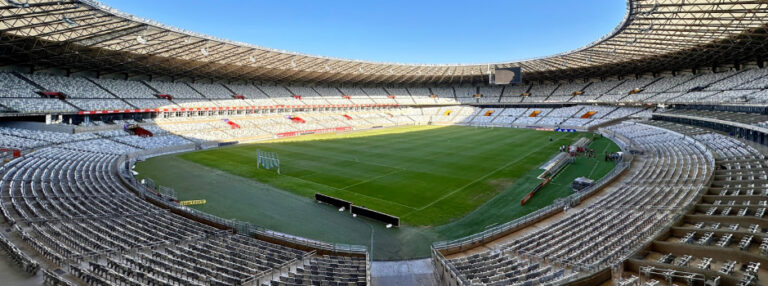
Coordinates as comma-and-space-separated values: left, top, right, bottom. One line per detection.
0, 121, 75, 133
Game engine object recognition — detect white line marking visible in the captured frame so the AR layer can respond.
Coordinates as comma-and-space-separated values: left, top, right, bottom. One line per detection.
406, 140, 557, 216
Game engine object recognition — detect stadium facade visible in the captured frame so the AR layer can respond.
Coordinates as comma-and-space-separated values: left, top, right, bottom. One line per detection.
0, 0, 767, 285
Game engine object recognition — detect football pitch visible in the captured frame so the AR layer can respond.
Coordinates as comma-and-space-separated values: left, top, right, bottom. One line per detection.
136, 125, 619, 259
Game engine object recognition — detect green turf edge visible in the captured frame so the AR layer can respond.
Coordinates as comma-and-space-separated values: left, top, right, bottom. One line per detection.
135, 126, 620, 259
175, 126, 585, 226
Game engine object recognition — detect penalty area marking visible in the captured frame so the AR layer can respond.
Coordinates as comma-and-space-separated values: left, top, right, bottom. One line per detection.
340, 169, 403, 190
274, 171, 419, 210
401, 138, 562, 218
258, 129, 562, 219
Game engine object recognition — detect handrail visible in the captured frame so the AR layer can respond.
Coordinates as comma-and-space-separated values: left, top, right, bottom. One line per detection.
526, 123, 718, 284
431, 129, 632, 285
433, 155, 630, 250
431, 247, 472, 286
118, 149, 368, 256
240, 250, 316, 286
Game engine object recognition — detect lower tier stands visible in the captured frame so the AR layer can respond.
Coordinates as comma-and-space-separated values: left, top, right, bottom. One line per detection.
618, 121, 768, 286
0, 129, 369, 285
434, 121, 716, 285
1, 104, 762, 286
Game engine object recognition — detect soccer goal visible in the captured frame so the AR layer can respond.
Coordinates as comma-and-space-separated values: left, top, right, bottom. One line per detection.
257, 150, 280, 174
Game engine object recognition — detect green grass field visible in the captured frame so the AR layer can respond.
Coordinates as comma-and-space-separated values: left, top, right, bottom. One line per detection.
178, 125, 605, 225
136, 125, 619, 259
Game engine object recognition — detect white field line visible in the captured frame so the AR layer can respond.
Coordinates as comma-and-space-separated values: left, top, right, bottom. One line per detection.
406, 140, 556, 216
340, 169, 403, 190
275, 171, 419, 210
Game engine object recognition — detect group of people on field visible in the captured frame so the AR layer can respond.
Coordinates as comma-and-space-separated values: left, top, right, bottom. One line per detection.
559, 145, 598, 158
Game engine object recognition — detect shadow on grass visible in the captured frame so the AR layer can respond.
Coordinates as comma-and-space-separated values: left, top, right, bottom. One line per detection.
135, 127, 619, 260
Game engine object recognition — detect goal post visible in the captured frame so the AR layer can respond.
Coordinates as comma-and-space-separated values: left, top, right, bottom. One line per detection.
257, 149, 280, 174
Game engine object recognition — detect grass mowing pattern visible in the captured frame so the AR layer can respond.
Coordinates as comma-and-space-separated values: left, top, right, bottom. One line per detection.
137, 125, 619, 259
433, 134, 620, 238
179, 126, 585, 226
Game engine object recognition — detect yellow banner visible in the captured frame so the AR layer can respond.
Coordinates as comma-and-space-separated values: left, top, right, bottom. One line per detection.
180, 200, 206, 206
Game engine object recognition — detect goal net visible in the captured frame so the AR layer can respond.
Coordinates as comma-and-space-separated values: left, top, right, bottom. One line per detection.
257, 150, 281, 174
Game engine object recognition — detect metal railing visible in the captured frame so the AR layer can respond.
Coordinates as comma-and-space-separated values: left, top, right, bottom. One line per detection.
242, 222, 367, 254
153, 198, 368, 254
118, 150, 368, 256
432, 124, 719, 286
240, 250, 316, 286
431, 247, 472, 286
433, 159, 629, 250
431, 130, 633, 285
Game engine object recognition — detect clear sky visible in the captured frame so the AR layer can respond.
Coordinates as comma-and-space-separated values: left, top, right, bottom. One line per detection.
100, 0, 626, 64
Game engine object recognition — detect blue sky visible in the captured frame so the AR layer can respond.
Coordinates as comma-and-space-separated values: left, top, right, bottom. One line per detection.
100, 0, 626, 64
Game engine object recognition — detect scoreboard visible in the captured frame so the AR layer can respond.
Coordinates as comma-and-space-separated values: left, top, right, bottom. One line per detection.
491, 67, 522, 85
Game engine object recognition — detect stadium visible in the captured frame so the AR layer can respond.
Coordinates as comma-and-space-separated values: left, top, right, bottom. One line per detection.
0, 0, 767, 285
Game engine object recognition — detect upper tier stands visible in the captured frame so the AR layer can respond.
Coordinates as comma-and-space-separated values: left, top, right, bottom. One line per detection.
0, 73, 39, 98
668, 71, 737, 92
0, 66, 764, 115
314, 86, 343, 97
25, 74, 114, 99
582, 79, 623, 96
189, 82, 234, 99
91, 78, 157, 99
551, 81, 589, 96
527, 82, 557, 97
145, 81, 204, 99
643, 74, 697, 92
660, 109, 768, 130
706, 68, 768, 90
499, 84, 529, 103
125, 99, 176, 109
0, 98, 79, 113
68, 99, 133, 111
607, 77, 657, 95
227, 83, 270, 98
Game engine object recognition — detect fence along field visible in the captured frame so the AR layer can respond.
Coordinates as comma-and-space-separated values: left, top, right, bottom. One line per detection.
176, 126, 603, 225
136, 125, 620, 259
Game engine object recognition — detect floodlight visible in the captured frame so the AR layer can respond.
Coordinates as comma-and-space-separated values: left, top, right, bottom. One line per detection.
6, 0, 29, 8
62, 16, 77, 27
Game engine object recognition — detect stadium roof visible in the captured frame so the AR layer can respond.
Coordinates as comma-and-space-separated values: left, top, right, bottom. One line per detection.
0, 0, 767, 85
